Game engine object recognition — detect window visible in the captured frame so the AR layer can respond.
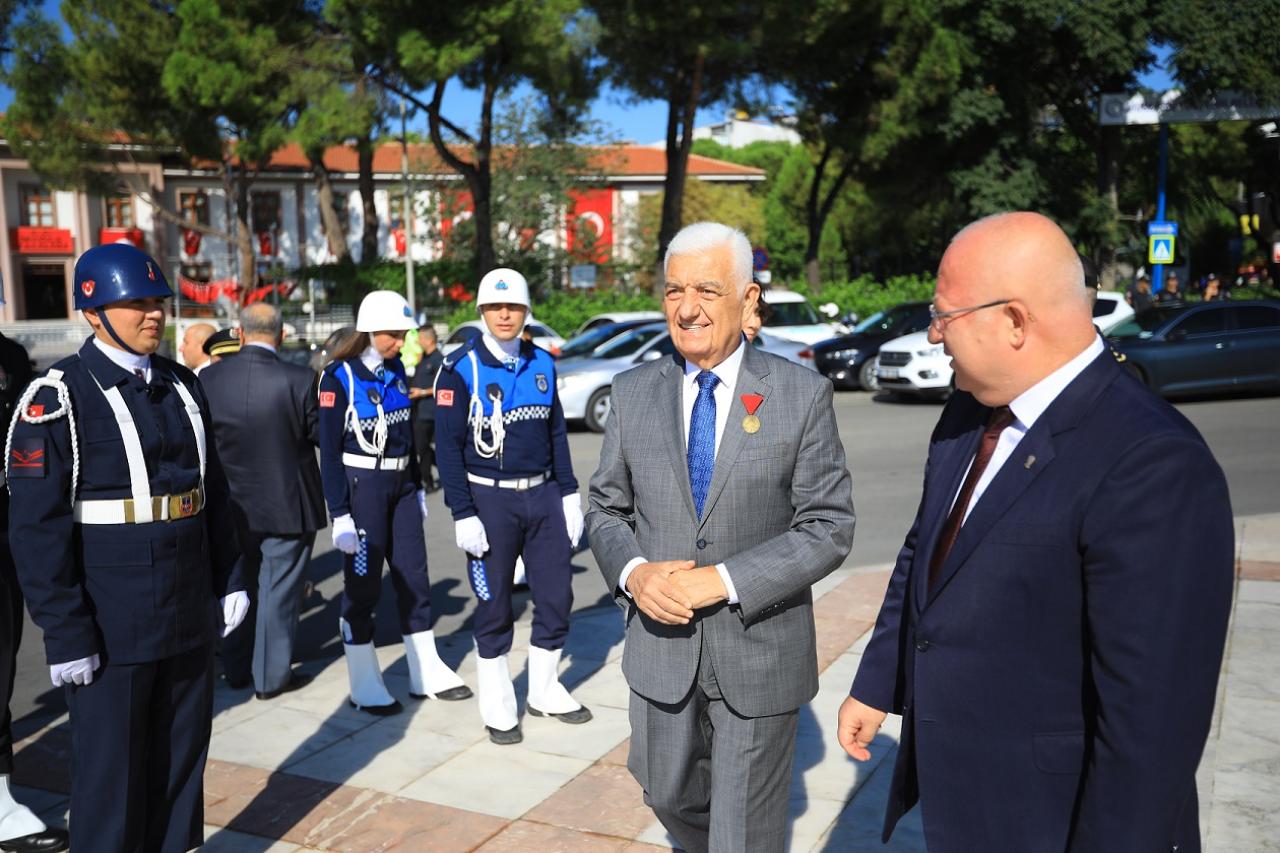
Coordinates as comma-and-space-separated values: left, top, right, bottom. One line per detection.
596, 327, 665, 358
20, 185, 55, 227
252, 191, 281, 233
1171, 308, 1227, 337
1229, 306, 1280, 331
763, 300, 820, 326
180, 261, 213, 282
388, 192, 410, 228
104, 191, 134, 229
178, 190, 210, 226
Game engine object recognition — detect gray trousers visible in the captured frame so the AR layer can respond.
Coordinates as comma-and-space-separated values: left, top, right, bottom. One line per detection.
628, 647, 799, 853
222, 532, 315, 693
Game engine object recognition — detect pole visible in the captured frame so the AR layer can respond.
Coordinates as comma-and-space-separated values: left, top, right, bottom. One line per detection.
1154, 123, 1169, 292
401, 96, 416, 319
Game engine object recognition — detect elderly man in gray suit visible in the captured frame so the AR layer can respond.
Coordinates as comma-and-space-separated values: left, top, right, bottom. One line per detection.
587, 221, 856, 852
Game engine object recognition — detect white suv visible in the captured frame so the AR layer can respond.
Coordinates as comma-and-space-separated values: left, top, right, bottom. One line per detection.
760, 290, 844, 344
874, 330, 953, 399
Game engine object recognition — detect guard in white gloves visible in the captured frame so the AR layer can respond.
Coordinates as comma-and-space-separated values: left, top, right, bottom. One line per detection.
5, 243, 245, 851
318, 290, 470, 716
435, 268, 592, 745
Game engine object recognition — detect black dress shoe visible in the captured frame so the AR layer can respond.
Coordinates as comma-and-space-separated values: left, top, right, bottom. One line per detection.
0, 827, 70, 852
487, 724, 522, 745
349, 698, 403, 717
255, 672, 314, 701
223, 674, 252, 690
527, 704, 593, 724
410, 685, 473, 701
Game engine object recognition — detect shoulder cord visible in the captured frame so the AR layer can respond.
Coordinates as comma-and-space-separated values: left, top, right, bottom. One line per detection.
4, 369, 80, 506
467, 350, 505, 459
340, 361, 387, 456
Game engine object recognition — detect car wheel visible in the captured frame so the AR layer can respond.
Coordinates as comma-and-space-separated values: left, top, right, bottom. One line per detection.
585, 386, 612, 433
858, 359, 880, 392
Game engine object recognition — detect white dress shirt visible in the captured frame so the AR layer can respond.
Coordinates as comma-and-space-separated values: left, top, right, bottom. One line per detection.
618, 338, 747, 603
93, 337, 152, 383
243, 340, 277, 353
953, 336, 1105, 523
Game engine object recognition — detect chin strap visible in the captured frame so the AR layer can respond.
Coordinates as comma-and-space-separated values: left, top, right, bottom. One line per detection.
96, 311, 143, 356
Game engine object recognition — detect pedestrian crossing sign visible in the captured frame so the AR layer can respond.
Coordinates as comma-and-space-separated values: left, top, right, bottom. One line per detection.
1147, 221, 1178, 265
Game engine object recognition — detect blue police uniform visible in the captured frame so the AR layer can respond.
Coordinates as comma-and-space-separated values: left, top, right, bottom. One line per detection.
6, 338, 240, 853
434, 338, 578, 658
317, 355, 434, 644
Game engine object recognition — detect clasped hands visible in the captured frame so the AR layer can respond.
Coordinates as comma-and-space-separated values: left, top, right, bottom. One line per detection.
625, 560, 727, 625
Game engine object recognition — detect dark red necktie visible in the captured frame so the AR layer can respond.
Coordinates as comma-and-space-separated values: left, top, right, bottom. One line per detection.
929, 406, 1016, 589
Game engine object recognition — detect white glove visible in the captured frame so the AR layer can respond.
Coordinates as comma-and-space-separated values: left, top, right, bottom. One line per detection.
455, 515, 489, 557
332, 514, 359, 555
220, 590, 251, 637
50, 654, 100, 688
562, 494, 584, 550
417, 488, 429, 520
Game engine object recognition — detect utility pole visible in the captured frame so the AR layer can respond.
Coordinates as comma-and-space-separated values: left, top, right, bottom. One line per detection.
401, 95, 416, 318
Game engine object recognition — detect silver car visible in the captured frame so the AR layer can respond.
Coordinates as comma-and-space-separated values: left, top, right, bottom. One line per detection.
557, 323, 817, 432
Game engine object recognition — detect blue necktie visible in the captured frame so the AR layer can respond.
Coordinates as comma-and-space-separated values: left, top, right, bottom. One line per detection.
688, 370, 719, 517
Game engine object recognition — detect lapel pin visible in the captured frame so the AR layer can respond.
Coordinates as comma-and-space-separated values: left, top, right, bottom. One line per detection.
740, 393, 764, 434
1024, 454, 1036, 469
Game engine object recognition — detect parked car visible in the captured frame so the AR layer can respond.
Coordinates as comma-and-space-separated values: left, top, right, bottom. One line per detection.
440, 319, 566, 356
812, 301, 932, 391
760, 290, 844, 344
1109, 300, 1280, 397
1093, 290, 1134, 334
557, 319, 667, 360
558, 322, 816, 431
874, 330, 953, 399
573, 311, 663, 336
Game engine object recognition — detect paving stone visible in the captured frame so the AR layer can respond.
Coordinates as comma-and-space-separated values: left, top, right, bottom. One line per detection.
1237, 560, 1280, 581
311, 795, 507, 852
523, 763, 653, 839
202, 824, 301, 851
209, 705, 373, 772
397, 741, 591, 819
284, 722, 474, 792
475, 819, 668, 852
519, 702, 631, 763
204, 763, 376, 845
600, 739, 631, 767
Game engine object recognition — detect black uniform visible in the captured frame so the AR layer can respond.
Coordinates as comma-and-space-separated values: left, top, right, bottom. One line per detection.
6, 338, 240, 853
0, 333, 33, 779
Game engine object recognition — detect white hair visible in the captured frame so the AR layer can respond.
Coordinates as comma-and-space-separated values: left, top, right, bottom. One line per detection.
663, 222, 753, 293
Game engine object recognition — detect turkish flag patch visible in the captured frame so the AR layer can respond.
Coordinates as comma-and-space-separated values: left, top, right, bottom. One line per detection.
25, 404, 44, 419
319, 391, 336, 408
9, 437, 46, 478
437, 389, 454, 407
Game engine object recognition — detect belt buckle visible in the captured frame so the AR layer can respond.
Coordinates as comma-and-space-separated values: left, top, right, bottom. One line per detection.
169, 491, 198, 520
516, 477, 531, 490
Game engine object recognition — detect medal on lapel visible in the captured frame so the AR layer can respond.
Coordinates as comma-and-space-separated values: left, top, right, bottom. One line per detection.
741, 393, 764, 434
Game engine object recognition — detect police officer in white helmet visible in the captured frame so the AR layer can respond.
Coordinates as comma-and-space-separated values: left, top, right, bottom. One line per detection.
435, 269, 590, 744
317, 291, 471, 715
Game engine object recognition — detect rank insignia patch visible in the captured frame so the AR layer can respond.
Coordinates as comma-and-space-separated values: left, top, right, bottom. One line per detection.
9, 438, 46, 478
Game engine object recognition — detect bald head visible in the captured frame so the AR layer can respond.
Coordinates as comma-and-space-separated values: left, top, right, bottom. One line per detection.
180, 322, 216, 368
241, 302, 283, 345
932, 212, 1098, 406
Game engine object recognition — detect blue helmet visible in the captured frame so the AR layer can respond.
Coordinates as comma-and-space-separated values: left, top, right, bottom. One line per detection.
73, 243, 172, 310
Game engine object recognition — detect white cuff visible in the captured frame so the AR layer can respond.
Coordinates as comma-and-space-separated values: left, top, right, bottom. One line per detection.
618, 557, 647, 598
714, 563, 739, 605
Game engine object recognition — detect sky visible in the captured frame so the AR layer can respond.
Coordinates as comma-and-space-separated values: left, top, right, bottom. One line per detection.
0, 1, 1176, 146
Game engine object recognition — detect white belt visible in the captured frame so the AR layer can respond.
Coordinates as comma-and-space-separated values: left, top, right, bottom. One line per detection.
74, 487, 205, 525
342, 453, 409, 471
466, 472, 548, 491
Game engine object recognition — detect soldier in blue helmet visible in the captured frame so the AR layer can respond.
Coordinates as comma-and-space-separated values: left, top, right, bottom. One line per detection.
4, 243, 246, 852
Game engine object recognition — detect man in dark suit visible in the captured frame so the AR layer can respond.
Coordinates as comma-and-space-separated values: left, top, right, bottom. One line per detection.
838, 212, 1234, 852
409, 325, 442, 492
201, 303, 326, 699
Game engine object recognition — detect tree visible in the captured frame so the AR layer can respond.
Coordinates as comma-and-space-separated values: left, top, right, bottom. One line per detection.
327, 0, 597, 281
590, 0, 764, 286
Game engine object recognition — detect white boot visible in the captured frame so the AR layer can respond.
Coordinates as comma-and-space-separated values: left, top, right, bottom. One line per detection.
513, 556, 528, 587
526, 646, 592, 723
403, 630, 471, 700
0, 774, 46, 843
475, 652, 520, 744
341, 621, 401, 716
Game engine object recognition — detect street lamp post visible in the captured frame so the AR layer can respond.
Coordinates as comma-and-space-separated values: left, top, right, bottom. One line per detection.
401, 96, 416, 317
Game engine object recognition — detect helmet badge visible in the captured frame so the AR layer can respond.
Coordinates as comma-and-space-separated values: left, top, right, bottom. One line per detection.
81, 279, 96, 298
146, 262, 156, 281
495, 280, 508, 290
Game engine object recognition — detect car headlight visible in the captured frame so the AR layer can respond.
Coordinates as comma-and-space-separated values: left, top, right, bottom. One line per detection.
828, 348, 860, 360
915, 345, 945, 358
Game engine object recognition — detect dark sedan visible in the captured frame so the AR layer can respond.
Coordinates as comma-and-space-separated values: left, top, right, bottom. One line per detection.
811, 301, 932, 390
1108, 300, 1280, 397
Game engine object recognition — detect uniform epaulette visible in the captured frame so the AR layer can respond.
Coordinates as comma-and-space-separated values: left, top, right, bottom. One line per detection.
442, 340, 476, 371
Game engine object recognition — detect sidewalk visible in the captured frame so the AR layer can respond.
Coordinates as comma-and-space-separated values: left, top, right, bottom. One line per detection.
10, 513, 1280, 851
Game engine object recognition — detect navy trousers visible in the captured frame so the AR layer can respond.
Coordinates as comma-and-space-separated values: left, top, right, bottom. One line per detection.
467, 480, 573, 658
222, 531, 315, 693
0, 536, 22, 776
341, 467, 433, 645
65, 643, 213, 853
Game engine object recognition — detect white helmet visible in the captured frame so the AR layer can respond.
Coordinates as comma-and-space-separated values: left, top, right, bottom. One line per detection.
476, 268, 530, 311
356, 290, 417, 333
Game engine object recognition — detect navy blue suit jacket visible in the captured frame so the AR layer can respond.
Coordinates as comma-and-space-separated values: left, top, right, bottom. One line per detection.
851, 350, 1233, 852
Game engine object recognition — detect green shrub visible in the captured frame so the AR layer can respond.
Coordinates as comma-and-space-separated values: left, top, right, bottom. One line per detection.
769, 274, 935, 322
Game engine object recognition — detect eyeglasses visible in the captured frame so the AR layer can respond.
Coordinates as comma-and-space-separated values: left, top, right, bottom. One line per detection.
928, 299, 1011, 333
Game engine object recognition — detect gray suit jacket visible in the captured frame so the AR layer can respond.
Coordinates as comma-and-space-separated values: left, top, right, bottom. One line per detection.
587, 342, 855, 718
